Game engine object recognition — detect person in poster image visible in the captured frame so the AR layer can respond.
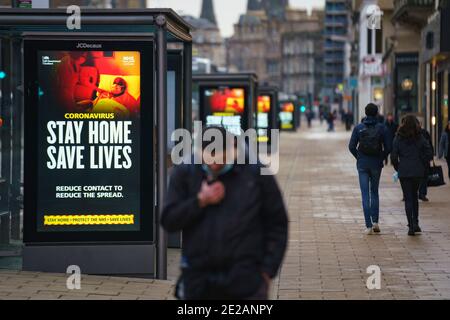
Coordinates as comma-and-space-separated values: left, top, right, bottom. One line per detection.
161, 126, 288, 300
94, 77, 140, 116
55, 52, 89, 112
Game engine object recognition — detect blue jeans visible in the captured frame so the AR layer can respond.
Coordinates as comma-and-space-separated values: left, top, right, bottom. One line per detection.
358, 168, 382, 228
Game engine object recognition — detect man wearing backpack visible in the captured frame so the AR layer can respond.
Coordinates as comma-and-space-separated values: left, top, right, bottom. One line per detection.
349, 103, 392, 235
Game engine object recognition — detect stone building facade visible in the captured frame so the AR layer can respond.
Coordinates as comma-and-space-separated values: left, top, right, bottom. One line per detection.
227, 0, 324, 98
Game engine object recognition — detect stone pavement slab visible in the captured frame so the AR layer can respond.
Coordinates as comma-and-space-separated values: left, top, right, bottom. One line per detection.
0, 270, 174, 300
1, 120, 449, 300
272, 121, 450, 300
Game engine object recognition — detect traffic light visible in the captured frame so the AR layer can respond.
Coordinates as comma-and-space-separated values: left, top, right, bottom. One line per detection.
0, 71, 6, 79
300, 105, 306, 113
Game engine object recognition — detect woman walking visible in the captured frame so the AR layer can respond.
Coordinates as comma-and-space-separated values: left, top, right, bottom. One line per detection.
391, 115, 433, 236
439, 122, 450, 179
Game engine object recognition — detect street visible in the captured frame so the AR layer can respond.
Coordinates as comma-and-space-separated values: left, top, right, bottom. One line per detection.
274, 120, 450, 299
1, 120, 449, 300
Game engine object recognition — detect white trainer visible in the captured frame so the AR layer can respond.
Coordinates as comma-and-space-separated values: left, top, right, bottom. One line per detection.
365, 228, 374, 235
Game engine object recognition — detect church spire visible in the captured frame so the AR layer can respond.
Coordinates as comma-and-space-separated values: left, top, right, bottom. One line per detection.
200, 0, 217, 26
247, 0, 263, 11
262, 0, 289, 19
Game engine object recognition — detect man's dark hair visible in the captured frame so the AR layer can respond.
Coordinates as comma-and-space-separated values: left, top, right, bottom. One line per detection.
201, 126, 235, 151
365, 103, 379, 117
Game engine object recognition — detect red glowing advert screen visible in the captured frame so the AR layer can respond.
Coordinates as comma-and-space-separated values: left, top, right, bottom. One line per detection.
202, 87, 246, 136
23, 39, 154, 243
41, 50, 141, 118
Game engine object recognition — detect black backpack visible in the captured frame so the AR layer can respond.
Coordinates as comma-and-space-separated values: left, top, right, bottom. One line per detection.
358, 124, 383, 156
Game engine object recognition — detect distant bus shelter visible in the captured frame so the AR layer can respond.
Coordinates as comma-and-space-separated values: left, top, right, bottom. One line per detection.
193, 73, 258, 135
279, 100, 298, 132
257, 85, 279, 144
0, 8, 192, 280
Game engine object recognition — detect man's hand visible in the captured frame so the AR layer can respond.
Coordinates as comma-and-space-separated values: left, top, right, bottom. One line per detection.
197, 180, 225, 208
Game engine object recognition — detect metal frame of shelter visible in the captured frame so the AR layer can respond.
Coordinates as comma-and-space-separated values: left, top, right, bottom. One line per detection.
0, 8, 192, 280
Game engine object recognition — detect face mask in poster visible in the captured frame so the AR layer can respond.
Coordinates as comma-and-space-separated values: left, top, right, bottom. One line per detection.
37, 50, 141, 232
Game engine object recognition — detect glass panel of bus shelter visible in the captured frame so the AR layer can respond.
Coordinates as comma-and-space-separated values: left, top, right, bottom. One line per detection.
0, 37, 23, 270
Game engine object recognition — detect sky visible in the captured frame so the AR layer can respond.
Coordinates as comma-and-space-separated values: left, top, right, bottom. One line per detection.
148, 0, 325, 38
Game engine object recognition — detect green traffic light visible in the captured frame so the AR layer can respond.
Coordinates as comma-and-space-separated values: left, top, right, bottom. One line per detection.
300, 106, 306, 113
0, 71, 6, 79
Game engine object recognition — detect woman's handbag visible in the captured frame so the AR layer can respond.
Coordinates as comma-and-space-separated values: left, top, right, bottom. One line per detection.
427, 161, 446, 187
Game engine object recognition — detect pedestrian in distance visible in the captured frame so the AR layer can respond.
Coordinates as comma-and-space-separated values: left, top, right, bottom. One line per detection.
306, 109, 314, 128
319, 107, 324, 125
327, 110, 336, 132
349, 103, 392, 235
161, 126, 288, 300
438, 122, 450, 180
391, 115, 433, 236
344, 109, 354, 131
384, 113, 398, 165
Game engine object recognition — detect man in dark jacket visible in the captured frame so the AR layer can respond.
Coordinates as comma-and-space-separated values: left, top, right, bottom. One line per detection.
384, 113, 398, 165
349, 103, 392, 235
161, 126, 288, 300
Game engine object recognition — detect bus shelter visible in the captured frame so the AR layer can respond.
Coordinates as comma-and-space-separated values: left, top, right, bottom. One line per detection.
279, 100, 298, 132
0, 8, 192, 279
193, 73, 258, 135
257, 85, 279, 144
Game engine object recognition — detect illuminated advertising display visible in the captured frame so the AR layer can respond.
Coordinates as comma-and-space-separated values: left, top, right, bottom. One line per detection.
202, 87, 245, 136
24, 39, 154, 243
257, 95, 271, 142
279, 102, 295, 130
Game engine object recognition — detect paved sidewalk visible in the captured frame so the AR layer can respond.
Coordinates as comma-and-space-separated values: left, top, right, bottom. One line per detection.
1, 120, 450, 300
0, 269, 174, 300
274, 121, 450, 300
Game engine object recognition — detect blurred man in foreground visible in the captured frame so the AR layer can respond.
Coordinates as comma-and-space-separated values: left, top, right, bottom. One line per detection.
162, 126, 288, 300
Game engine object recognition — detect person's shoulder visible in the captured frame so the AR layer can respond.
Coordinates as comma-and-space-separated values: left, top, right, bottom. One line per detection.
418, 134, 430, 145
241, 162, 264, 175
172, 163, 200, 176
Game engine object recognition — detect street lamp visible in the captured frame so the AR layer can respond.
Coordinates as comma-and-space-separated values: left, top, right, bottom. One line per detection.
401, 77, 414, 111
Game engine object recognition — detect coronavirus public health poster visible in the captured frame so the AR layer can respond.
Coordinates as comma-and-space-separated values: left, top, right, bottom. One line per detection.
36, 49, 141, 232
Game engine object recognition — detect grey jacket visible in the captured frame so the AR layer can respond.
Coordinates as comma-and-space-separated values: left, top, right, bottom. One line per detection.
439, 131, 449, 159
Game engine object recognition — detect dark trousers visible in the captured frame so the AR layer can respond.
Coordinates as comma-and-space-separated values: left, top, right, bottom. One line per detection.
419, 178, 428, 197
400, 178, 422, 229
419, 167, 429, 197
